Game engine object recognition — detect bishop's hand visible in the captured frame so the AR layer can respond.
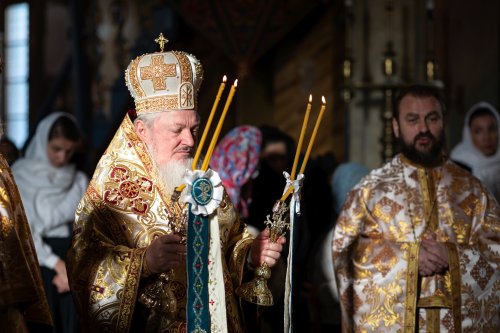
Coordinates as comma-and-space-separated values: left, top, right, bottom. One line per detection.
250, 228, 286, 268
144, 234, 186, 274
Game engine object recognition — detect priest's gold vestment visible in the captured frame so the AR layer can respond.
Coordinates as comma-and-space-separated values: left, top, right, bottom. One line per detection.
67, 114, 254, 332
333, 155, 500, 332
0, 155, 53, 332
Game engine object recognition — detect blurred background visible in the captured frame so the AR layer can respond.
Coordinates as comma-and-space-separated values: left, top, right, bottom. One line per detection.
0, 0, 498, 172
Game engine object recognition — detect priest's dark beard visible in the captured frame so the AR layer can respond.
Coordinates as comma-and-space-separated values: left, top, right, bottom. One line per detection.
398, 131, 445, 167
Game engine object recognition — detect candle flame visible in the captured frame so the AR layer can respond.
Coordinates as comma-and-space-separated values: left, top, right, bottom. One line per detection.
322, 95, 326, 104
223, 75, 227, 82
234, 79, 238, 87
309, 94, 312, 102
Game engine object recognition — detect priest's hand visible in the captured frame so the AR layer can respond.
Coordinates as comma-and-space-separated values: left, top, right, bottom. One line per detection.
250, 228, 286, 268
418, 239, 449, 276
52, 259, 70, 293
145, 234, 186, 274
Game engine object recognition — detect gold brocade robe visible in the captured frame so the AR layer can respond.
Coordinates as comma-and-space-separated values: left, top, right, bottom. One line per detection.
333, 155, 500, 333
67, 114, 254, 332
0, 155, 53, 332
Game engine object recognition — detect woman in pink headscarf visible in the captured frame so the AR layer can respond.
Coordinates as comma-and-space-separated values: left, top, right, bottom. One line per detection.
210, 125, 262, 220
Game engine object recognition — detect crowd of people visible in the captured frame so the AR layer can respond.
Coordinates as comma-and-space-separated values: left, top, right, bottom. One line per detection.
0, 36, 499, 333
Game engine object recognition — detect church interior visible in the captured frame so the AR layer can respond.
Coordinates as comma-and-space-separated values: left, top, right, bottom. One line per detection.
1, 0, 498, 171
0, 0, 499, 331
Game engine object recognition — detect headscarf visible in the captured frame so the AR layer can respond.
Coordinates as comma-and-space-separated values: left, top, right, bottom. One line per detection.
12, 112, 88, 268
450, 102, 500, 202
210, 125, 262, 218
13, 112, 79, 183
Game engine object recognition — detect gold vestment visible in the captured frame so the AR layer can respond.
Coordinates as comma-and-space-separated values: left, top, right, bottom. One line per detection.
0, 155, 53, 332
333, 155, 500, 332
67, 114, 254, 332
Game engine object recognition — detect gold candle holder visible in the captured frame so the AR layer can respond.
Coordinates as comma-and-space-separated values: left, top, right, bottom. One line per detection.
236, 200, 290, 306
138, 270, 177, 314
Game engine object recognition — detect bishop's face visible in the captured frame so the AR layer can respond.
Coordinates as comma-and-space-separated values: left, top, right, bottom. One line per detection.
392, 94, 445, 167
136, 110, 200, 167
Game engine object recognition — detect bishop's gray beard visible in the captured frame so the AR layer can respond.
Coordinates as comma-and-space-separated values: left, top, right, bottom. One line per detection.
146, 141, 192, 195
157, 159, 192, 195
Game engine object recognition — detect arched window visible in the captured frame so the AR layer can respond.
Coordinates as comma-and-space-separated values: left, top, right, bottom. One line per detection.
3, 2, 29, 148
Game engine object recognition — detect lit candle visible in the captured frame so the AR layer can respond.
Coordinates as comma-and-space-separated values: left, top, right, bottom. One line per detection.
192, 75, 227, 170
299, 95, 326, 175
201, 79, 238, 171
290, 94, 312, 181
280, 96, 327, 202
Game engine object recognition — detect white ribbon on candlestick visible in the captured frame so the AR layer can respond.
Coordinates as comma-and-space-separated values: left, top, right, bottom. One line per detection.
283, 171, 305, 333
282, 171, 304, 215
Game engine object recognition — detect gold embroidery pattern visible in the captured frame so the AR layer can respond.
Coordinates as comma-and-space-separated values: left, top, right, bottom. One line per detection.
137, 209, 158, 227
388, 220, 413, 241
172, 51, 192, 85
90, 265, 115, 304
126, 58, 145, 98
136, 95, 179, 113
470, 256, 494, 290
179, 82, 194, 108
218, 193, 237, 229
172, 51, 195, 109
169, 280, 186, 301
117, 248, 145, 332
446, 243, 462, 333
451, 218, 469, 244
359, 271, 404, 329
458, 193, 483, 218
122, 116, 155, 177
403, 243, 419, 333
85, 186, 130, 246
104, 165, 154, 215
461, 280, 500, 331
408, 168, 418, 181
373, 245, 397, 277
140, 55, 177, 91
194, 61, 203, 87
0, 187, 9, 206
442, 310, 455, 331
0, 216, 12, 239
373, 196, 403, 223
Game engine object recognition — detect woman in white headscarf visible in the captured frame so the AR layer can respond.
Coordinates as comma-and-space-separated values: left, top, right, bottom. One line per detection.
450, 101, 500, 203
12, 112, 88, 333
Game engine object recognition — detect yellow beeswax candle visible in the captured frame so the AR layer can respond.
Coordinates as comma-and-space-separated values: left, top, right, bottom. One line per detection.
192, 75, 227, 170
201, 79, 238, 171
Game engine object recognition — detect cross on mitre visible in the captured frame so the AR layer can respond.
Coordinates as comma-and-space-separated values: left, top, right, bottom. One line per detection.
140, 55, 177, 91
